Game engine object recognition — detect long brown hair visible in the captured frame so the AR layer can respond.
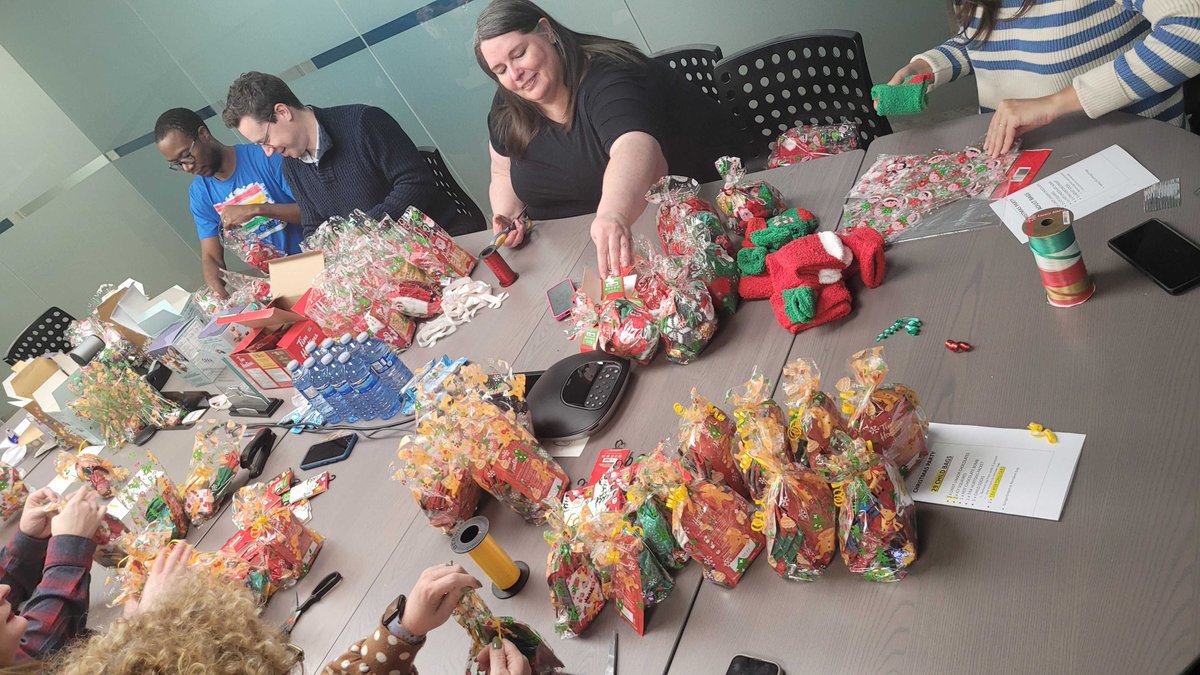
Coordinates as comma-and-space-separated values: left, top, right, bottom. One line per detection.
474, 0, 644, 158
956, 0, 1038, 45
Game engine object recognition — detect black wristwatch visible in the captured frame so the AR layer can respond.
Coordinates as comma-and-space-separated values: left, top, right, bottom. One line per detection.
382, 594, 426, 646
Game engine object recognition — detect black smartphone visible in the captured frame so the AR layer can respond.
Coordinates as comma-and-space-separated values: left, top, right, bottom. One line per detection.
726, 655, 783, 675
300, 434, 358, 471
1108, 218, 1200, 295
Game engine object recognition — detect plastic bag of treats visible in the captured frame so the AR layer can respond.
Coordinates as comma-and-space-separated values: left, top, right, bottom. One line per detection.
810, 431, 918, 582
580, 508, 673, 636
679, 213, 740, 317
835, 347, 929, 477
453, 588, 564, 674
544, 509, 606, 638
393, 434, 481, 532
727, 368, 793, 500
180, 420, 245, 526
645, 175, 718, 257
781, 358, 849, 469
0, 464, 29, 521
651, 260, 718, 365
54, 451, 129, 499
767, 120, 860, 168
597, 274, 660, 364
714, 156, 785, 235
121, 454, 190, 539
674, 389, 752, 500
460, 401, 567, 524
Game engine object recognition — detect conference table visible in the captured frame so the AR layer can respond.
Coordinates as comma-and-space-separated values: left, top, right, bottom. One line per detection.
7, 111, 1198, 674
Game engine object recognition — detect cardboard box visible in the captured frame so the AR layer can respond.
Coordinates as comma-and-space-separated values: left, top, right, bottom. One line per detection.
148, 318, 232, 386
2, 356, 104, 446
96, 282, 151, 349
215, 254, 329, 390
110, 283, 202, 338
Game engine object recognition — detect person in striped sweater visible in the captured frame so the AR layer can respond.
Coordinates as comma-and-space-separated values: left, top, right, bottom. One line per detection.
887, 0, 1200, 156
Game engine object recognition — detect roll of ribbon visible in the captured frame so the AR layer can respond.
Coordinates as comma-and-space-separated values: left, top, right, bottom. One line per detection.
479, 245, 519, 287
450, 515, 529, 598
1023, 207, 1095, 308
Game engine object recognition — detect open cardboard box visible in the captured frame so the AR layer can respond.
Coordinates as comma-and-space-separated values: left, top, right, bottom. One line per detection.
3, 355, 104, 446
110, 282, 202, 339
96, 281, 152, 349
215, 251, 328, 390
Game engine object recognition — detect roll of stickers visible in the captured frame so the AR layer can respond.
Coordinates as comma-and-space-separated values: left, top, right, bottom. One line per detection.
1022, 207, 1095, 308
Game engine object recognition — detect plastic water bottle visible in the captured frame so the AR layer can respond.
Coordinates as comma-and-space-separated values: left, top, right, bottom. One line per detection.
356, 332, 414, 392
321, 353, 362, 423
287, 360, 338, 423
339, 350, 397, 420
307, 356, 351, 424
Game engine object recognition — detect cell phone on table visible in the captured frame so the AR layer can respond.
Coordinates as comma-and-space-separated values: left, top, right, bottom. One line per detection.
726, 654, 783, 675
547, 279, 576, 321
299, 433, 358, 471
1108, 218, 1200, 295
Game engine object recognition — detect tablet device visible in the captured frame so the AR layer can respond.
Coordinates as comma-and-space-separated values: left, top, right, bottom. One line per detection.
1108, 218, 1200, 295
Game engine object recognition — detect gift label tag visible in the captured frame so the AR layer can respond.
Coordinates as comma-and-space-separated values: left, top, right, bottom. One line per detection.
283, 472, 330, 505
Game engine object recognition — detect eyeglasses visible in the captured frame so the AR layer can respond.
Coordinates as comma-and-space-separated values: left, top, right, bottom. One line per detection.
166, 138, 197, 171
255, 119, 275, 148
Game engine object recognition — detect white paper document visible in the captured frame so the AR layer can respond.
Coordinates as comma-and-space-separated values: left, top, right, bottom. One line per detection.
905, 423, 1084, 520
546, 436, 588, 458
990, 145, 1157, 243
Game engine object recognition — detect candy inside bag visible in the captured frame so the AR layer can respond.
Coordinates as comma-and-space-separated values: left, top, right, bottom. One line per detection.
781, 358, 849, 469
393, 434, 481, 531
641, 254, 718, 365
598, 294, 660, 365
55, 452, 130, 499
674, 390, 752, 501
220, 226, 285, 273
122, 454, 190, 539
679, 214, 740, 318
810, 431, 918, 582
835, 347, 929, 477
714, 156, 785, 235
181, 420, 245, 525
454, 588, 564, 674
631, 498, 689, 571
544, 510, 606, 638
0, 465, 27, 521
579, 508, 673, 636
767, 121, 860, 168
645, 175, 718, 257
727, 368, 794, 501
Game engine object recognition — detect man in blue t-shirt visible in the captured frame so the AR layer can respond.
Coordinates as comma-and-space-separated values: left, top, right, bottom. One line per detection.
154, 108, 303, 299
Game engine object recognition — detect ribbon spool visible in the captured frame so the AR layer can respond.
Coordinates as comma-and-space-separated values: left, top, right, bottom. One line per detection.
479, 245, 519, 288
1023, 207, 1095, 308
450, 516, 528, 598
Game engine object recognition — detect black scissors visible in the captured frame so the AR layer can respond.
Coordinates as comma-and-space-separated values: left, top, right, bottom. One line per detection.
279, 571, 342, 636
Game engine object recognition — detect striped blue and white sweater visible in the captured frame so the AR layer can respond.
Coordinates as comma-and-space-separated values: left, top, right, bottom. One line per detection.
915, 0, 1200, 126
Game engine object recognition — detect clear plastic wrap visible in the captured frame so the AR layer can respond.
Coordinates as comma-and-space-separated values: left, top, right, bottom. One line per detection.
781, 358, 849, 470
181, 421, 246, 525
715, 156, 786, 235
727, 368, 794, 500
0, 465, 27, 521
579, 508, 673, 635
393, 434, 481, 531
767, 121, 860, 168
645, 175, 718, 256
543, 510, 606, 638
453, 588, 564, 674
674, 389, 752, 501
835, 346, 929, 478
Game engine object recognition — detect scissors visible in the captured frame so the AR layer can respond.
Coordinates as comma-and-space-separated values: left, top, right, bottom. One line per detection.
494, 206, 530, 247
279, 571, 342, 636
604, 630, 617, 675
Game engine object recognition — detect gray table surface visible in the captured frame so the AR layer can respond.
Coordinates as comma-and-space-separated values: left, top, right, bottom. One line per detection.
669, 112, 1200, 675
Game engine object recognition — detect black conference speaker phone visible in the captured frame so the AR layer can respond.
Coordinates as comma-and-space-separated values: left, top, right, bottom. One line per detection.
523, 352, 631, 442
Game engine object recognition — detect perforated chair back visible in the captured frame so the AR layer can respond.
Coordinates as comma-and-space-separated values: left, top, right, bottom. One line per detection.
418, 147, 486, 235
5, 307, 76, 366
652, 44, 723, 102
714, 30, 892, 168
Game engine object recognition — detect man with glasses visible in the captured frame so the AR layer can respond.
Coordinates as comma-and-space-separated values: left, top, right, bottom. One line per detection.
154, 108, 303, 299
221, 72, 461, 238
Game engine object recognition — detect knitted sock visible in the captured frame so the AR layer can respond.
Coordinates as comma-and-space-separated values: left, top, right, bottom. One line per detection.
738, 273, 775, 300
782, 286, 816, 324
871, 73, 931, 116
737, 246, 768, 277
838, 226, 886, 288
768, 281, 853, 334
767, 231, 853, 286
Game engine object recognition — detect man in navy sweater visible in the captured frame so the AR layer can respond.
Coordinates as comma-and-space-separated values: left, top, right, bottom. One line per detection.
221, 71, 463, 237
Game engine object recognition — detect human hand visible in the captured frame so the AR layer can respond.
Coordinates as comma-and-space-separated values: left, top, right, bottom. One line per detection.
476, 638, 533, 675
49, 488, 105, 538
492, 212, 527, 248
126, 542, 192, 617
19, 488, 60, 539
886, 59, 931, 86
219, 204, 258, 229
591, 213, 633, 278
399, 563, 482, 638
984, 87, 1080, 158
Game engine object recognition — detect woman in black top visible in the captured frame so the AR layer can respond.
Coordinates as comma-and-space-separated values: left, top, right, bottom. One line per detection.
475, 0, 736, 276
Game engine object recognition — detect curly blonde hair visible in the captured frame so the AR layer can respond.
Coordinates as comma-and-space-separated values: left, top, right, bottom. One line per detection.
50, 574, 298, 675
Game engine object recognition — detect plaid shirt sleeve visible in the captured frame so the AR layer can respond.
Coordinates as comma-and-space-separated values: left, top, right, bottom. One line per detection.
14, 534, 95, 661
0, 532, 51, 608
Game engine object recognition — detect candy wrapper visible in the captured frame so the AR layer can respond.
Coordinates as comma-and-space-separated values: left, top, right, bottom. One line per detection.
455, 362, 533, 434
453, 588, 564, 674
631, 498, 688, 571
121, 454, 189, 538
735, 431, 836, 582
67, 362, 184, 448
679, 214, 740, 317
395, 206, 478, 283
638, 252, 719, 365
839, 140, 1019, 241
0, 465, 27, 521
835, 347, 929, 477
631, 449, 764, 587
543, 510, 606, 638
223, 482, 324, 592
767, 121, 860, 168
181, 420, 246, 525
54, 451, 130, 499
810, 431, 918, 582
580, 508, 673, 636
466, 408, 568, 523
781, 358, 849, 469
597, 276, 660, 364
674, 390, 752, 501
221, 225, 285, 273
727, 369, 793, 501
645, 175, 721, 257
393, 434, 481, 531
214, 183, 285, 241
715, 156, 785, 235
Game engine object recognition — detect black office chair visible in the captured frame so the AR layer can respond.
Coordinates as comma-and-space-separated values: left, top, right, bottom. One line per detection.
4, 307, 76, 366
714, 30, 892, 169
652, 44, 723, 103
1183, 75, 1200, 134
418, 147, 487, 236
